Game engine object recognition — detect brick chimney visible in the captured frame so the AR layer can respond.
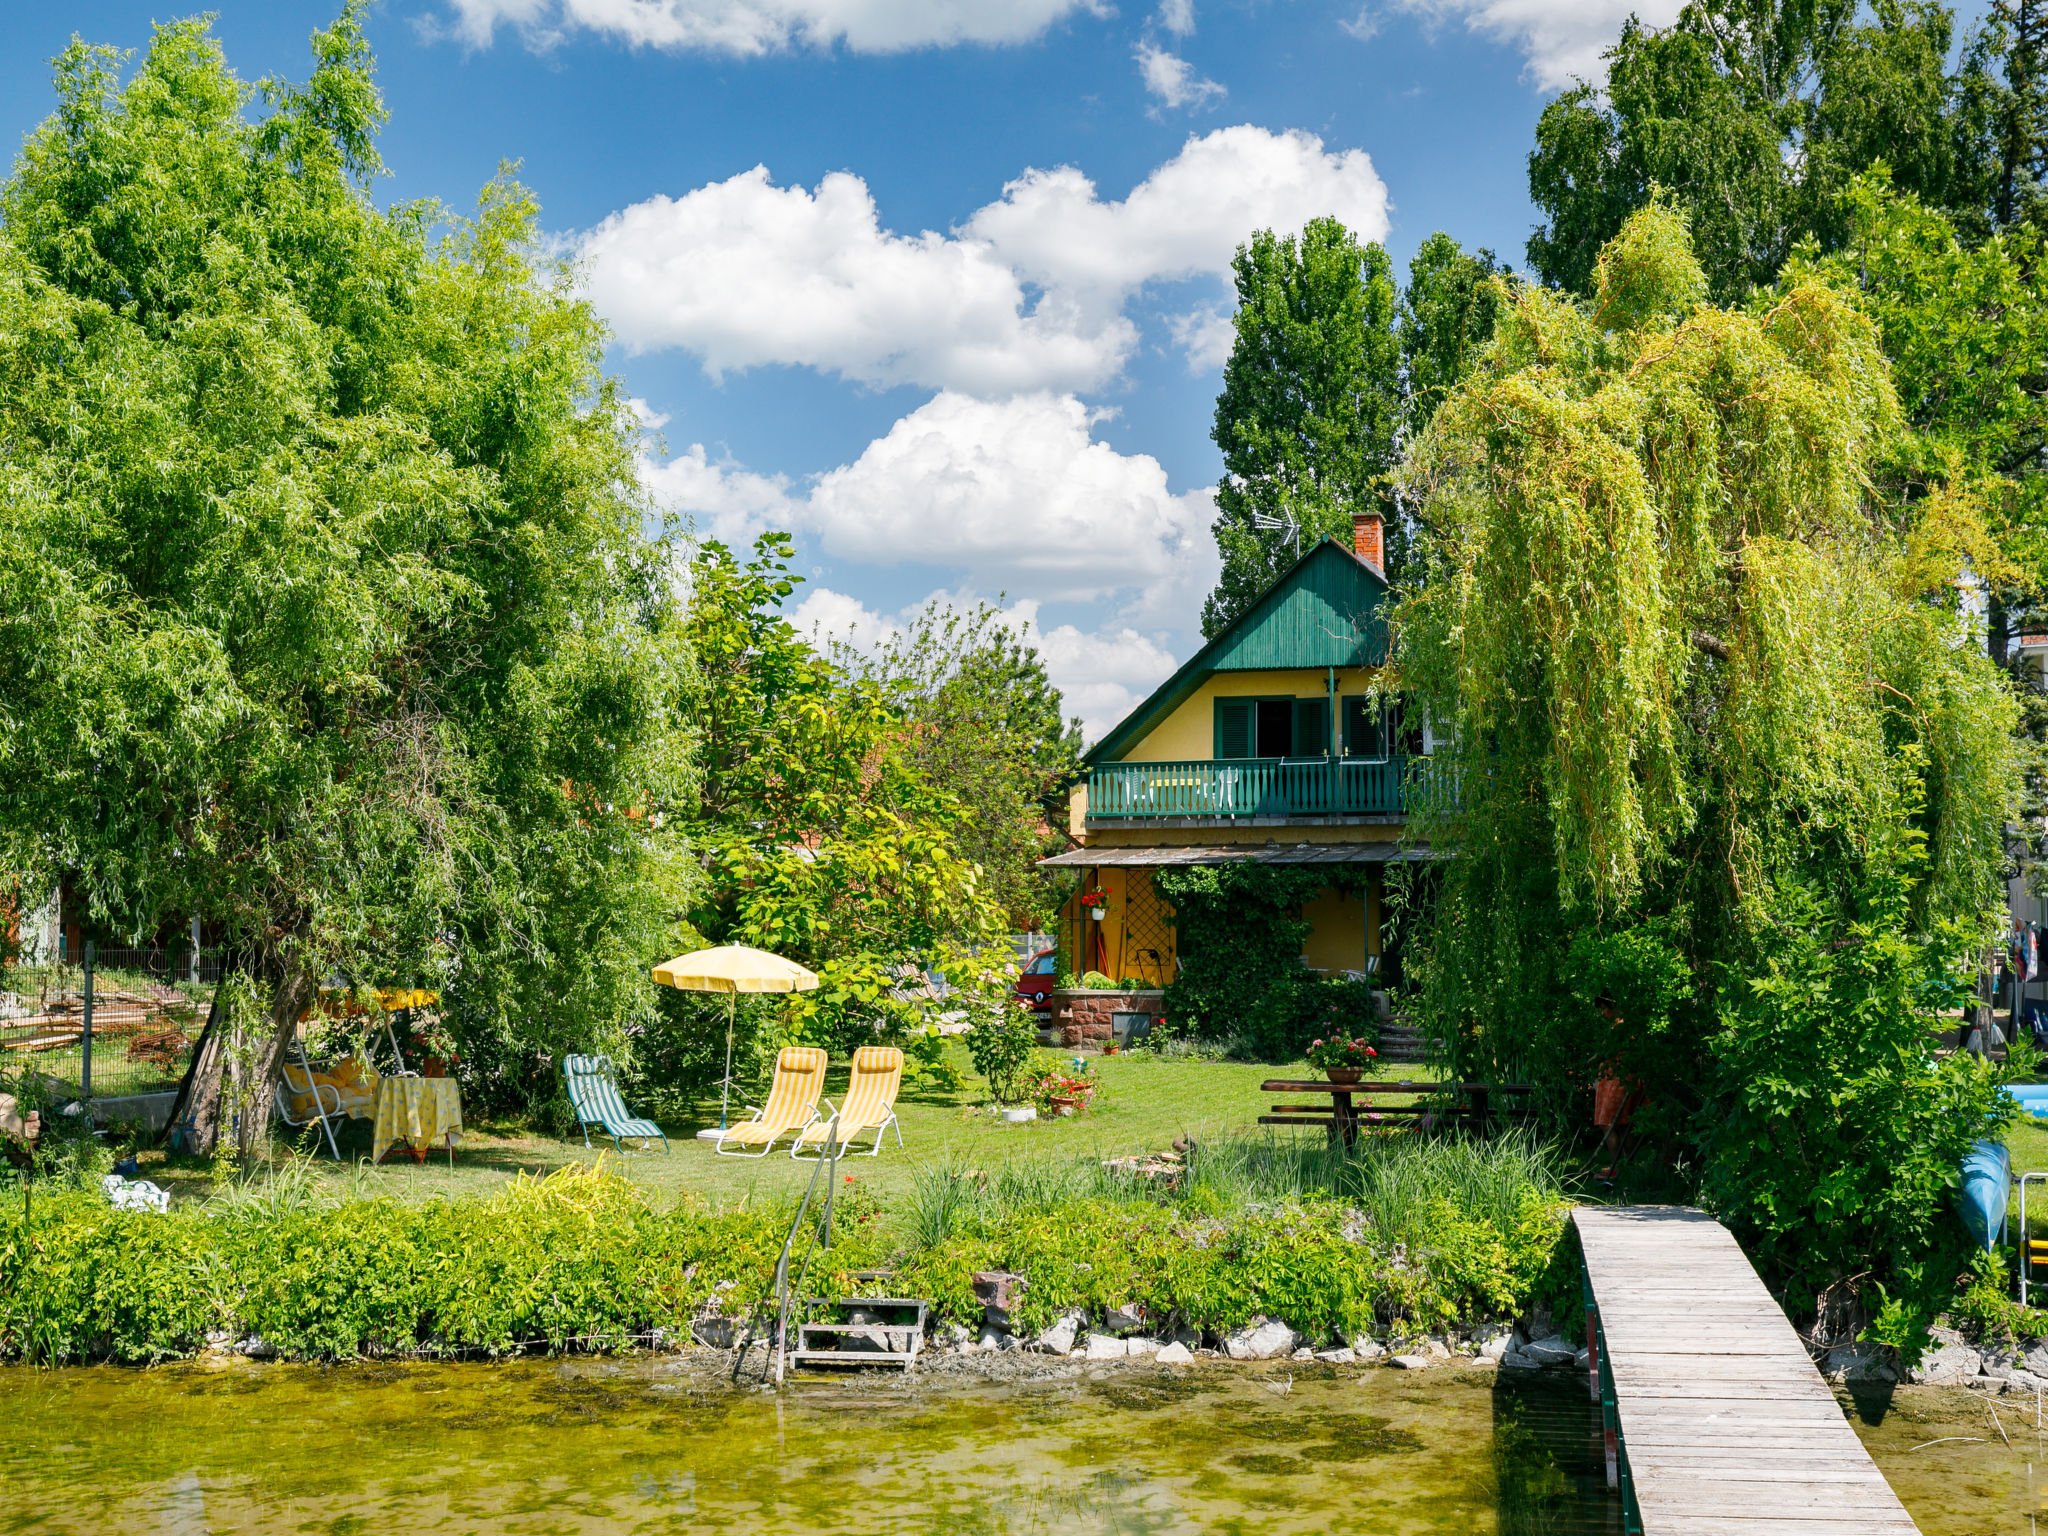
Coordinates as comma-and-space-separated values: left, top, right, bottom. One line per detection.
1352, 509, 1384, 577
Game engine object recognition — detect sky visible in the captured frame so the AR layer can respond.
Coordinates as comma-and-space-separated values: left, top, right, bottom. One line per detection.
0, 0, 1682, 741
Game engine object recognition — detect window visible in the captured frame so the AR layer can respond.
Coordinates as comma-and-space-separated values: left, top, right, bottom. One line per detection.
1026, 953, 1058, 975
1214, 696, 1331, 758
1342, 694, 1427, 756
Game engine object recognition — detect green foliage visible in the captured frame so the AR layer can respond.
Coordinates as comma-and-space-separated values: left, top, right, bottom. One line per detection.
1397, 204, 2024, 1305
834, 605, 1082, 930
1205, 217, 1400, 634
0, 11, 694, 1133
0, 1135, 1571, 1361
0, 1161, 893, 1363
1526, 0, 2012, 301
965, 1005, 1039, 1104
1155, 866, 1375, 1061
897, 1132, 1572, 1339
1698, 816, 2020, 1300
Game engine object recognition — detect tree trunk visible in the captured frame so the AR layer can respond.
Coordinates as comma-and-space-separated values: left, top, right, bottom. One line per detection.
167, 960, 318, 1159
233, 967, 319, 1162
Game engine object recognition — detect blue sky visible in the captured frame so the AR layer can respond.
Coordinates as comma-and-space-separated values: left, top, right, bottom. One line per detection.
1, 0, 1669, 737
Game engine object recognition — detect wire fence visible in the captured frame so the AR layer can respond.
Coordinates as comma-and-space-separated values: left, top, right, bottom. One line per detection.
0, 944, 221, 1102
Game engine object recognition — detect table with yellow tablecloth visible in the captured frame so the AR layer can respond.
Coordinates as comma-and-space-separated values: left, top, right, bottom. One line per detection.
371, 1076, 463, 1164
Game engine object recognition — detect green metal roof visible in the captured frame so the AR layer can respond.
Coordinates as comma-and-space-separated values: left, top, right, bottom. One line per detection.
1087, 536, 1388, 765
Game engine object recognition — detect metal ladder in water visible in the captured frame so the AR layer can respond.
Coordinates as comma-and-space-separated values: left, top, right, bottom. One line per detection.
732, 1116, 844, 1386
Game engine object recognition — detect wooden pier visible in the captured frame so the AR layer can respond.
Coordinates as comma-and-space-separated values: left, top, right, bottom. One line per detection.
1573, 1205, 1919, 1535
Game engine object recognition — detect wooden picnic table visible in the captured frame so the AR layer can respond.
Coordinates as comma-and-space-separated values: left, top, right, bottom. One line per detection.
1258, 1078, 1537, 1146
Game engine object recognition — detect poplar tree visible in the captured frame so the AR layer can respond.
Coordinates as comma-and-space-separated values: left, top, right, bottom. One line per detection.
1203, 218, 1398, 636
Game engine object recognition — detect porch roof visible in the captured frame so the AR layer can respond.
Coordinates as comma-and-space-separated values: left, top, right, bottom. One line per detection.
1036, 841, 1436, 868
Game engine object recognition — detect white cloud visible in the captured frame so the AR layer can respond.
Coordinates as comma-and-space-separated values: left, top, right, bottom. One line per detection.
638, 440, 796, 546
1154, 0, 1196, 37
1338, 6, 1381, 42
578, 126, 1389, 390
1393, 0, 1683, 90
1136, 43, 1225, 111
435, 0, 1100, 55
804, 393, 1216, 607
1166, 303, 1234, 373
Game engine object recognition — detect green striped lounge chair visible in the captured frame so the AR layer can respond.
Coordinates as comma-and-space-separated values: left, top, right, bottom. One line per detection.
562, 1053, 670, 1154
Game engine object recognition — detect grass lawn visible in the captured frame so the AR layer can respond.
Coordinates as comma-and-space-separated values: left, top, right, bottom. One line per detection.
137, 1047, 1447, 1210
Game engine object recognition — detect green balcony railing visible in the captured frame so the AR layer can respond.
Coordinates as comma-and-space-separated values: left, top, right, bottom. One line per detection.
1086, 755, 1435, 820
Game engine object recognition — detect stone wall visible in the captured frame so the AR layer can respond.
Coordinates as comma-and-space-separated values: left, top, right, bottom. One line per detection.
1048, 988, 1166, 1047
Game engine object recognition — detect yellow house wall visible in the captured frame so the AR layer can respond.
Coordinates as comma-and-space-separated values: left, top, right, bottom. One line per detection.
1300, 886, 1369, 972
1121, 667, 1381, 762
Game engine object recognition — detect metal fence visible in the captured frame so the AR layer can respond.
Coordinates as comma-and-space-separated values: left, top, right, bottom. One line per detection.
0, 942, 221, 1102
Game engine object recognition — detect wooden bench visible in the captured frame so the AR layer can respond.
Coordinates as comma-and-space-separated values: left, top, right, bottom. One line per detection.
1258, 1079, 1536, 1145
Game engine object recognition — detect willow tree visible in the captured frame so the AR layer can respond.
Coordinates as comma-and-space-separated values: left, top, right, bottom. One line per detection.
1394, 203, 2022, 1311
0, 13, 693, 1152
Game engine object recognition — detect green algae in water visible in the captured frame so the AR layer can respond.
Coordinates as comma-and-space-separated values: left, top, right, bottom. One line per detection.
0, 1361, 1635, 1534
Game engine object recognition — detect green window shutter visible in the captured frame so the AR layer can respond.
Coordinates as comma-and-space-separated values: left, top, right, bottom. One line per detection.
1294, 698, 1330, 758
1214, 698, 1253, 759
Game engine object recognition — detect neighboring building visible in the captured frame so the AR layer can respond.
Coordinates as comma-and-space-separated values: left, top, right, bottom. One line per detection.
1040, 511, 1434, 988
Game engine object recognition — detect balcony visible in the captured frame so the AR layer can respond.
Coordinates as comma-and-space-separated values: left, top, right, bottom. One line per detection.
1086, 756, 1433, 822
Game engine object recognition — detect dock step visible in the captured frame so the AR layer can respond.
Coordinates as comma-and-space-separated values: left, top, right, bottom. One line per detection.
788, 1297, 929, 1372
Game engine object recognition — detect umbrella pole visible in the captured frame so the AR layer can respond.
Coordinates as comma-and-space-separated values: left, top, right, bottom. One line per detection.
720, 992, 735, 1131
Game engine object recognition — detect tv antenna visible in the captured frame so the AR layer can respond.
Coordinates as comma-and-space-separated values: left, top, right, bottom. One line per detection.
1249, 508, 1301, 558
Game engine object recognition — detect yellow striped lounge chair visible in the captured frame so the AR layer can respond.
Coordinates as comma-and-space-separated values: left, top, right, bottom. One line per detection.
794, 1045, 904, 1159
715, 1046, 828, 1157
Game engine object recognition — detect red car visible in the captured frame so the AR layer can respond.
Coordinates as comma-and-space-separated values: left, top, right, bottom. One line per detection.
1013, 950, 1059, 1014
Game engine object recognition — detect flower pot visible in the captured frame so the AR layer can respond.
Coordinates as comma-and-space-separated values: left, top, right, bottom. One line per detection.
1002, 1106, 1037, 1123
1048, 1095, 1082, 1115
1324, 1068, 1364, 1085
1089, 908, 1105, 921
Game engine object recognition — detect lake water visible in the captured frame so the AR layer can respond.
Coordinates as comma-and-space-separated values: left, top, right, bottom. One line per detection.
0, 1357, 2029, 1533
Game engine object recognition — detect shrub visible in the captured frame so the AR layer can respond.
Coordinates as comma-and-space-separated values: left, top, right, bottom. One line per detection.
964, 1007, 1038, 1104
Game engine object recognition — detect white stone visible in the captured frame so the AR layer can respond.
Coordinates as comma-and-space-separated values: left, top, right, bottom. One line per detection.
1479, 1333, 1511, 1362
1823, 1342, 1896, 1384
1908, 1341, 1982, 1386
238, 1335, 276, 1360
2003, 1369, 2048, 1395
1290, 1347, 1314, 1361
1085, 1333, 1128, 1360
1499, 1349, 1539, 1370
1223, 1317, 1303, 1361
1316, 1348, 1357, 1364
1035, 1312, 1084, 1356
1154, 1341, 1194, 1364
1521, 1338, 1578, 1368
1104, 1304, 1147, 1335
1388, 1354, 1434, 1370
2024, 1343, 2048, 1378
1350, 1337, 1387, 1360
1125, 1337, 1163, 1358
1979, 1345, 2022, 1381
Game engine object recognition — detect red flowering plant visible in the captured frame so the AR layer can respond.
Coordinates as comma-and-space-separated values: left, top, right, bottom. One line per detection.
1303, 1037, 1378, 1072
1079, 888, 1107, 912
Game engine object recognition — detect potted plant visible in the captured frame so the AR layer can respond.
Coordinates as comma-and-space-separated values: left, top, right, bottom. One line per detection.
1305, 1036, 1378, 1084
1080, 888, 1108, 921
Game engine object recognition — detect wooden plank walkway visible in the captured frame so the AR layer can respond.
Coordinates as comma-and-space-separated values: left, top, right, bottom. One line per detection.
1573, 1206, 1920, 1535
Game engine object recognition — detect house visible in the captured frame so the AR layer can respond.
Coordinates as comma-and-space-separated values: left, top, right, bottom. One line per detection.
1039, 510, 1434, 996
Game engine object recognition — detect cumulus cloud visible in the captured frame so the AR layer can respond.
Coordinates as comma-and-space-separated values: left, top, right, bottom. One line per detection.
805, 392, 1216, 607
578, 126, 1389, 390
649, 391, 1218, 610
1393, 0, 1683, 89
434, 0, 1099, 55
1136, 43, 1226, 111
1166, 304, 1235, 373
1154, 0, 1196, 37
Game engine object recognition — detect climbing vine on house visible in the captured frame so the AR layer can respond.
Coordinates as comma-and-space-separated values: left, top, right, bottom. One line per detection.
1153, 865, 1376, 1060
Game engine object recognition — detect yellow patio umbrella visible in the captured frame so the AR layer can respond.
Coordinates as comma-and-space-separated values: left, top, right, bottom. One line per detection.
651, 945, 820, 1134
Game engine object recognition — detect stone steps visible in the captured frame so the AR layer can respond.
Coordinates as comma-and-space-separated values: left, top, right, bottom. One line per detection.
1375, 1022, 1430, 1065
